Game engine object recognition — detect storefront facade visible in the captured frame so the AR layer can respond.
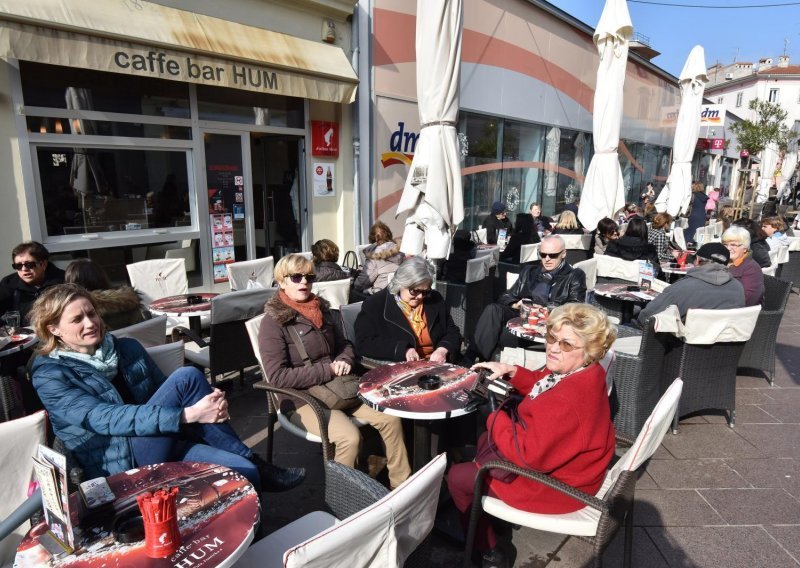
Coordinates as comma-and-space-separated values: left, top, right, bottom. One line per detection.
0, 0, 358, 289
364, 0, 682, 234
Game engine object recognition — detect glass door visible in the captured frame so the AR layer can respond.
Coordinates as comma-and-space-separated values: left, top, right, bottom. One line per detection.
250, 134, 305, 259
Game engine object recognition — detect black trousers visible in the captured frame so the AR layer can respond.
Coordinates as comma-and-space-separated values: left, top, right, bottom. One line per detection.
470, 303, 526, 361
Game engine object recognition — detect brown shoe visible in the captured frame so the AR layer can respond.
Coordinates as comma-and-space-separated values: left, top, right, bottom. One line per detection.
367, 455, 388, 478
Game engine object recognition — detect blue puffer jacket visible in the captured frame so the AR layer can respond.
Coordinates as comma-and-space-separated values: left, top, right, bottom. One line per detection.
31, 336, 183, 479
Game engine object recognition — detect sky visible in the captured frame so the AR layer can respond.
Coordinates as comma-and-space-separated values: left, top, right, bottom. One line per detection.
546, 0, 800, 77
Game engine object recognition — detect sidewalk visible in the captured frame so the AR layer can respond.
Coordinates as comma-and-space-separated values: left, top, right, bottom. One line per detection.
229, 292, 800, 567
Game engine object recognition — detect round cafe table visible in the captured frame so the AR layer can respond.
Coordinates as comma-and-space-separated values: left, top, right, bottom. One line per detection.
149, 293, 218, 335
0, 330, 38, 359
359, 360, 479, 471
505, 317, 547, 344
15, 461, 259, 568
592, 283, 660, 324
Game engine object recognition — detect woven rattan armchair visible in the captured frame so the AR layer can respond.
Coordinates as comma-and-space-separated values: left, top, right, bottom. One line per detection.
738, 275, 791, 385
777, 248, 799, 292
610, 320, 668, 439
463, 379, 683, 568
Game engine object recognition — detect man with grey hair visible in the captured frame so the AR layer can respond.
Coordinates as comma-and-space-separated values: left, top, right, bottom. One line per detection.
354, 256, 461, 363
636, 242, 745, 327
466, 235, 586, 362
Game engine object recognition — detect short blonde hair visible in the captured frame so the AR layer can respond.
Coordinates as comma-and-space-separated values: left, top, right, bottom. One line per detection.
274, 254, 314, 283
29, 283, 104, 356
547, 303, 616, 366
556, 210, 579, 230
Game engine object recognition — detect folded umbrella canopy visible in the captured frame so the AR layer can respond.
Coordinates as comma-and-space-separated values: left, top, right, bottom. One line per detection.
396, 0, 463, 259
578, 0, 632, 231
655, 46, 708, 216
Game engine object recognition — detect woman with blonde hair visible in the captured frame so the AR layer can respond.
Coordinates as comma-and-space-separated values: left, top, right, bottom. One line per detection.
448, 303, 616, 566
259, 254, 411, 488
29, 284, 304, 492
551, 210, 583, 235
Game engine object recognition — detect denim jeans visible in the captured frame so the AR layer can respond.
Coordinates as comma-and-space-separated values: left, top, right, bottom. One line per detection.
130, 367, 261, 490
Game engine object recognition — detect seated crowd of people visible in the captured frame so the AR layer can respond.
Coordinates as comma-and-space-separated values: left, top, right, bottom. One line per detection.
2, 194, 791, 566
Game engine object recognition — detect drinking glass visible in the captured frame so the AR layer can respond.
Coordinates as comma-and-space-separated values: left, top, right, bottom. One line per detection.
3, 311, 20, 336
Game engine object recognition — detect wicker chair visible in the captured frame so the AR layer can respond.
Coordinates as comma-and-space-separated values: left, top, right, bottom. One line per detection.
463, 379, 683, 568
610, 320, 668, 439
737, 275, 792, 385
660, 306, 760, 432
436, 279, 486, 340
777, 246, 800, 293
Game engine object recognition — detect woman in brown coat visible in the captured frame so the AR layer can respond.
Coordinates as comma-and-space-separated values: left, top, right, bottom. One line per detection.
258, 254, 410, 488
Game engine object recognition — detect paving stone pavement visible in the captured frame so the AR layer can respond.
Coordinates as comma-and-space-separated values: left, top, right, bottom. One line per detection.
227, 292, 800, 567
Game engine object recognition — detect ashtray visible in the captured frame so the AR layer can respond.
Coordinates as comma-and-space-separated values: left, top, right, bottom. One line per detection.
417, 375, 441, 390
113, 512, 145, 544
186, 295, 204, 305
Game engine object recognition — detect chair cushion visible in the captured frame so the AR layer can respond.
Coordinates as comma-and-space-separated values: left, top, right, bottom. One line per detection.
612, 336, 642, 356
145, 342, 185, 376
482, 495, 601, 537
235, 511, 338, 568
183, 342, 210, 368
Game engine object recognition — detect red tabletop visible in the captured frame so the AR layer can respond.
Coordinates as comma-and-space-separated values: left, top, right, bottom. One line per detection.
15, 462, 259, 568
593, 283, 659, 303
148, 294, 218, 317
0, 331, 38, 359
358, 360, 479, 420
505, 317, 547, 343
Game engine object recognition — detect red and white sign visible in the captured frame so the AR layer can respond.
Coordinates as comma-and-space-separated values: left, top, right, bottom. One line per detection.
710, 138, 725, 150
740, 150, 750, 158
311, 120, 339, 157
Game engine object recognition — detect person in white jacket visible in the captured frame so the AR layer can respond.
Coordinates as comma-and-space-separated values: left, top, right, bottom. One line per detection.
762, 216, 791, 250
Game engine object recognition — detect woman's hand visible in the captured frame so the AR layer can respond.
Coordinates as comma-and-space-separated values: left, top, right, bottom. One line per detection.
182, 389, 229, 424
471, 361, 517, 380
330, 360, 352, 376
405, 348, 420, 362
429, 347, 448, 363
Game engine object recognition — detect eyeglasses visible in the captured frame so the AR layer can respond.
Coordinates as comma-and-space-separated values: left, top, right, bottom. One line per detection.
287, 273, 316, 284
408, 288, 432, 297
11, 261, 39, 271
545, 333, 583, 352
540, 251, 564, 260
723, 242, 744, 249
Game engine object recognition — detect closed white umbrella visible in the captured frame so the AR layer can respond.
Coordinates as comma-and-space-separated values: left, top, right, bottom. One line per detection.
396, 0, 463, 259
655, 46, 708, 216
578, 0, 632, 230
777, 149, 798, 201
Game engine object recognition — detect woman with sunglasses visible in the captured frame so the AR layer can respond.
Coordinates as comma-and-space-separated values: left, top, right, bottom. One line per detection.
354, 256, 461, 363
259, 254, 411, 488
0, 241, 65, 324
448, 303, 616, 566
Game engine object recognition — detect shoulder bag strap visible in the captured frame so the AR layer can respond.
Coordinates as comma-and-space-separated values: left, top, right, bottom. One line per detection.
286, 326, 313, 368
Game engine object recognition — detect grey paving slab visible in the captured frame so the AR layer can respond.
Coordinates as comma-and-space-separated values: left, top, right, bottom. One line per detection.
699, 488, 800, 524
659, 424, 764, 459
647, 526, 800, 568
758, 401, 800, 423
736, 424, 800, 457
724, 458, 800, 497
509, 527, 566, 567
644, 459, 747, 489
633, 489, 725, 527
765, 525, 800, 564
735, 403, 785, 424
735, 388, 784, 405
547, 527, 669, 568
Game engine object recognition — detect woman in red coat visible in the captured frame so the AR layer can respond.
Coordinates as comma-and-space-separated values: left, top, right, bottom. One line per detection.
448, 303, 616, 565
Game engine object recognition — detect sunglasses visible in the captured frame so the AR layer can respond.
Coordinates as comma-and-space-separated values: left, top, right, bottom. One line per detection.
12, 261, 39, 271
408, 288, 432, 297
288, 273, 316, 284
540, 251, 564, 260
545, 333, 583, 352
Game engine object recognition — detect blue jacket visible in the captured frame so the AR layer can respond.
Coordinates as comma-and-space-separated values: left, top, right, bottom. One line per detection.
31, 336, 182, 478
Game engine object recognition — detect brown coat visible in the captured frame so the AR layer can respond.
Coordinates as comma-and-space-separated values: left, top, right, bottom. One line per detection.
258, 293, 355, 412
91, 287, 146, 331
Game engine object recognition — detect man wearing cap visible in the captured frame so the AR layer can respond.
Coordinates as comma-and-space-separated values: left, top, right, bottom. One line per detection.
636, 242, 745, 327
482, 201, 513, 245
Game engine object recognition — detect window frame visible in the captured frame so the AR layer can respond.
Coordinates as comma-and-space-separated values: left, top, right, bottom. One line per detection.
768, 88, 779, 103
735, 92, 743, 108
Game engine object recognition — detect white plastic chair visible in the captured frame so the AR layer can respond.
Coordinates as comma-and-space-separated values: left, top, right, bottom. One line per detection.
519, 243, 540, 263
473, 228, 488, 244
0, 411, 47, 565
465, 380, 683, 568
127, 258, 205, 331
236, 453, 447, 568
595, 255, 641, 283
312, 278, 351, 310
112, 315, 168, 348
226, 256, 275, 291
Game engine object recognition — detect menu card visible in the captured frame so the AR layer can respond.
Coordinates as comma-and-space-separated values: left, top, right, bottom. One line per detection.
32, 445, 74, 551
638, 260, 654, 290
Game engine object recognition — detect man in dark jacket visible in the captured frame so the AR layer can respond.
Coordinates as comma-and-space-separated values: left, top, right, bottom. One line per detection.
482, 201, 513, 245
637, 242, 745, 326
0, 241, 65, 323
467, 236, 586, 361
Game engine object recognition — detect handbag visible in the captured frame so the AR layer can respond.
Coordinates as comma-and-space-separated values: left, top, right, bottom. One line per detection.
342, 250, 359, 271
473, 395, 531, 483
286, 326, 361, 411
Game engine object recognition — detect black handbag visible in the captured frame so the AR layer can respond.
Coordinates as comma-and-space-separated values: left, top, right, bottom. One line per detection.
287, 326, 361, 411
342, 250, 359, 271
474, 394, 531, 483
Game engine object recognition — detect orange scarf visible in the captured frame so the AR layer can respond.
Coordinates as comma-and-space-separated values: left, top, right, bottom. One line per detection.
279, 289, 323, 329
396, 298, 434, 358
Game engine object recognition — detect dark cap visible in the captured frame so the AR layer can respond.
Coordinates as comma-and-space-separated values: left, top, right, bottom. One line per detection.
491, 201, 506, 215
696, 242, 730, 265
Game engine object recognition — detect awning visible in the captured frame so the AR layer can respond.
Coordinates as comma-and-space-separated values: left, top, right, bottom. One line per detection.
0, 0, 358, 104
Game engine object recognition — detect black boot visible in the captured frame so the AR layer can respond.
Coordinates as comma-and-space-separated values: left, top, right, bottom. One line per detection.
250, 454, 306, 492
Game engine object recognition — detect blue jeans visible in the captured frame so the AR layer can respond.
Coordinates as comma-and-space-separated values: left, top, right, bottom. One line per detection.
130, 367, 261, 490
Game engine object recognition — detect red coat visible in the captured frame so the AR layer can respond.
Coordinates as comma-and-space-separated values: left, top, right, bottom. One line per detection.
486, 362, 615, 514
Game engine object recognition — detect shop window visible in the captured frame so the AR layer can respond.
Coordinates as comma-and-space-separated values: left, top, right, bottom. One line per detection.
20, 61, 190, 118
34, 146, 192, 238
26, 116, 191, 140
736, 92, 743, 107
196, 85, 303, 127
500, 119, 547, 216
